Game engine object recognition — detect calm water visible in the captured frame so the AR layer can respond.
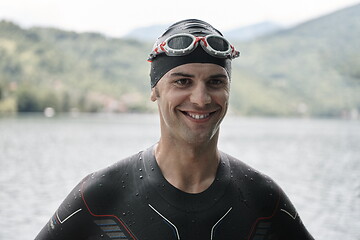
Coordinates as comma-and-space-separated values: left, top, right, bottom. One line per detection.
0, 114, 359, 239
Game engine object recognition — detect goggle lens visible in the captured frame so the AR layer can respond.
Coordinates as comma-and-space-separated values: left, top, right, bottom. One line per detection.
207, 36, 229, 51
167, 35, 193, 49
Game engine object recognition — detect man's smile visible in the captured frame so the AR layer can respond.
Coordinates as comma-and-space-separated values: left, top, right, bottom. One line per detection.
180, 110, 218, 121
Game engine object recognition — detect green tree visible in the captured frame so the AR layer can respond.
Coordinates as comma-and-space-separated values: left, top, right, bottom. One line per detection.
17, 88, 41, 112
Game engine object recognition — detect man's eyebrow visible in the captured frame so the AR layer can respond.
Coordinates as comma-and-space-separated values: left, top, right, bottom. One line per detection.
170, 72, 195, 78
209, 74, 228, 79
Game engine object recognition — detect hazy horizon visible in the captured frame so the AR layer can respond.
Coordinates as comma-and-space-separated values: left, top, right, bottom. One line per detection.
0, 0, 359, 38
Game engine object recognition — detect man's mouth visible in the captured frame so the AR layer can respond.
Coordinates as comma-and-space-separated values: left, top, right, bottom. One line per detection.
181, 111, 216, 120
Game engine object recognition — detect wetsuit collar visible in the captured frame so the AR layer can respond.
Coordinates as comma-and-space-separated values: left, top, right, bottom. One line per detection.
140, 145, 231, 212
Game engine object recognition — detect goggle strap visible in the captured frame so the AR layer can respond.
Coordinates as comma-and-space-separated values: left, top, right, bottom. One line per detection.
194, 37, 208, 48
160, 42, 166, 52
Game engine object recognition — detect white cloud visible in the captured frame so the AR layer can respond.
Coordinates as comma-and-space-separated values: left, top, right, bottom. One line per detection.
0, 0, 358, 37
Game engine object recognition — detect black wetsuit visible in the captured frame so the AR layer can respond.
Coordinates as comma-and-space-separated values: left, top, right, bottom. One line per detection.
36, 146, 314, 240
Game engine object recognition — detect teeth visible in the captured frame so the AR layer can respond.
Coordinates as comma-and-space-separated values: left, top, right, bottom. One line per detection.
187, 113, 210, 120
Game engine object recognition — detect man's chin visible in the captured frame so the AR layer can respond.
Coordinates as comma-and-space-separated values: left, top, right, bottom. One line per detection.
181, 128, 219, 145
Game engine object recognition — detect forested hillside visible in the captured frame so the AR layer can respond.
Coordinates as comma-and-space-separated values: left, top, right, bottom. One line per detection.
0, 3, 359, 117
0, 22, 152, 113
230, 3, 360, 117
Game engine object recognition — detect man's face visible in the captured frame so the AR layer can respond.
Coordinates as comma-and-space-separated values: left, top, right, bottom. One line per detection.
151, 63, 230, 145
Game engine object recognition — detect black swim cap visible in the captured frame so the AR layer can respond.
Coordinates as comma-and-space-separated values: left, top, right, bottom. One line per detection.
149, 19, 235, 88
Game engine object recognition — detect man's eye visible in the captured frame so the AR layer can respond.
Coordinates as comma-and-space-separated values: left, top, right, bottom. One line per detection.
175, 79, 191, 86
209, 79, 224, 87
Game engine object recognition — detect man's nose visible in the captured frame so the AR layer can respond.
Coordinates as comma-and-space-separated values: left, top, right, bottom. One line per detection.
189, 84, 211, 107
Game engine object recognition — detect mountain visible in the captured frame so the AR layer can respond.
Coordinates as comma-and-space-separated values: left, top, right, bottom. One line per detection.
223, 21, 283, 42
0, 21, 153, 113
0, 3, 359, 117
232, 3, 360, 117
124, 24, 168, 42
124, 21, 283, 42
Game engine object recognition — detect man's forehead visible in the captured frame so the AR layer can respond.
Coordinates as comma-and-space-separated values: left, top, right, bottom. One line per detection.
154, 63, 229, 86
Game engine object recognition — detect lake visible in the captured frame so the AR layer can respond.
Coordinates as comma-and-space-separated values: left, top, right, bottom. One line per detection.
0, 113, 359, 239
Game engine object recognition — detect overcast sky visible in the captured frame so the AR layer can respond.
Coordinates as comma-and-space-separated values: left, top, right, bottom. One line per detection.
0, 0, 359, 37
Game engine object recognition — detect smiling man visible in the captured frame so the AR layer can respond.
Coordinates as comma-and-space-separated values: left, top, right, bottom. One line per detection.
151, 63, 230, 194
36, 19, 314, 240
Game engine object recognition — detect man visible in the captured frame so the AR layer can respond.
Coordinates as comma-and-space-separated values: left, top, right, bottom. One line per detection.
36, 19, 314, 240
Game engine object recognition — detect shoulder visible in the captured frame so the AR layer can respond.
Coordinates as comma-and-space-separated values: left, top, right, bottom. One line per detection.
223, 152, 277, 188
222, 152, 282, 210
224, 152, 295, 206
36, 152, 144, 239
222, 152, 313, 238
81, 152, 142, 210
87, 151, 141, 184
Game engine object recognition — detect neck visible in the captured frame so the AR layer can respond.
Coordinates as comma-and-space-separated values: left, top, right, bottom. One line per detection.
154, 135, 220, 194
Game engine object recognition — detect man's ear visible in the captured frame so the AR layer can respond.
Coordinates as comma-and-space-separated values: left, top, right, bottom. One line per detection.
150, 88, 157, 102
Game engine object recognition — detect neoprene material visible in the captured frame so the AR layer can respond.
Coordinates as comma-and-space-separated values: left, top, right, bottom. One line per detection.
36, 146, 314, 240
149, 19, 232, 88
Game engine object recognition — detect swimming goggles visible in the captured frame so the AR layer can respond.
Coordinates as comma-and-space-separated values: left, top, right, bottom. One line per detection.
148, 33, 240, 61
